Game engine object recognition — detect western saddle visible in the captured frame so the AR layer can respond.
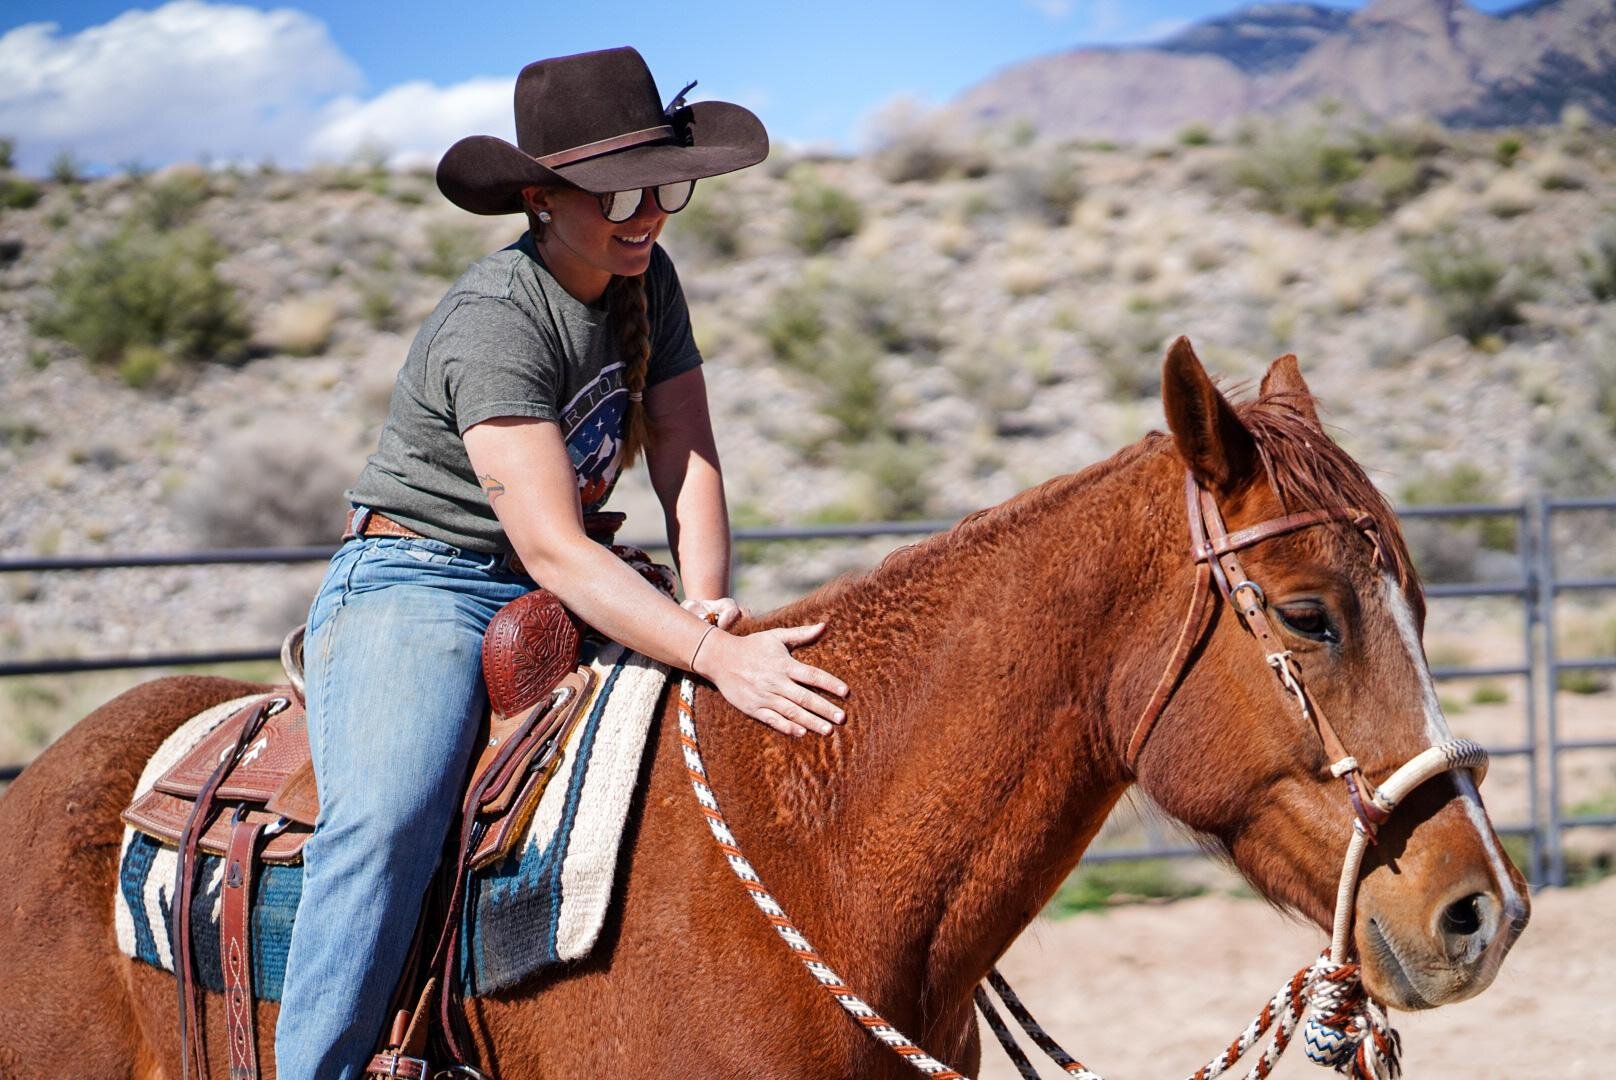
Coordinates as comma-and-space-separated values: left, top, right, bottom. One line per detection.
121, 516, 674, 1079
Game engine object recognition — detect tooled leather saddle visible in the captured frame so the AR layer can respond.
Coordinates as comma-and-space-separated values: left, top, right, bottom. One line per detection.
120, 523, 677, 1080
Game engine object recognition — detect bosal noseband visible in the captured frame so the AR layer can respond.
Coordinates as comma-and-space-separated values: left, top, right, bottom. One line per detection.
681, 471, 1488, 1080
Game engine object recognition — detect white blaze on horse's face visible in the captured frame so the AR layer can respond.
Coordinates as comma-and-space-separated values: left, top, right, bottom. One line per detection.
1382, 573, 1527, 921
1348, 573, 1530, 1010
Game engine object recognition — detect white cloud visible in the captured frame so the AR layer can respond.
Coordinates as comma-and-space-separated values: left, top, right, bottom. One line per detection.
0, 1, 527, 175
1115, 17, 1190, 43
1026, 0, 1183, 42
1028, 0, 1077, 18
0, 1, 363, 172
304, 77, 512, 170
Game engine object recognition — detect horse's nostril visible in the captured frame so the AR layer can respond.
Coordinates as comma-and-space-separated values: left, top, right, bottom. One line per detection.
1440, 892, 1485, 938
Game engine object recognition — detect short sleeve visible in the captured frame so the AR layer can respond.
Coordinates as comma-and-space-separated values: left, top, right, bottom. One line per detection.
431, 295, 560, 434
645, 246, 703, 388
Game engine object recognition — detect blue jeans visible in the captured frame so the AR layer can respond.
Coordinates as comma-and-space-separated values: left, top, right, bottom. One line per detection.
276, 528, 532, 1079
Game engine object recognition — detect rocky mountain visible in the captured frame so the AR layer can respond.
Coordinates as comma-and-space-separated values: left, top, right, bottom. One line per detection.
1157, 3, 1354, 75
950, 0, 1616, 142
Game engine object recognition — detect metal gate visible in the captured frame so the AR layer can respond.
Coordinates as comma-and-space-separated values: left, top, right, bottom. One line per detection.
1, 498, 1612, 887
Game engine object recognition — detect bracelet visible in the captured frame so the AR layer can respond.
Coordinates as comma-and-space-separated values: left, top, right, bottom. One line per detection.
689, 624, 719, 672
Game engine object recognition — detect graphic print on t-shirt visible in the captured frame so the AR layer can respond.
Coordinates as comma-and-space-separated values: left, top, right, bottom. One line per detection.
561, 361, 628, 512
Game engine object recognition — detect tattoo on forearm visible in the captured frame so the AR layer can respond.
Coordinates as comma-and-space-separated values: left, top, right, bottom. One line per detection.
479, 472, 506, 505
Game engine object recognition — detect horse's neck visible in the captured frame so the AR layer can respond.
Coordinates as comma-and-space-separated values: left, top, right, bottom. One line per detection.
692, 447, 1186, 1041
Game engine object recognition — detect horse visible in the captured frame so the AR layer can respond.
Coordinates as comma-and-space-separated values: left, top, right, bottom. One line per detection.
0, 339, 1528, 1078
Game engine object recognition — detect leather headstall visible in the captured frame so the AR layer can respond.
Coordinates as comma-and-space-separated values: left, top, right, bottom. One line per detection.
1125, 471, 1392, 840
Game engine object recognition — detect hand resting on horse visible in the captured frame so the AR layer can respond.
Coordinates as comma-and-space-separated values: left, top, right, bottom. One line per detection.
463, 414, 848, 737
680, 595, 743, 629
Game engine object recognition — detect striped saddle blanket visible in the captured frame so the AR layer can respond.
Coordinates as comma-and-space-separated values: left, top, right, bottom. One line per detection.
114, 639, 668, 998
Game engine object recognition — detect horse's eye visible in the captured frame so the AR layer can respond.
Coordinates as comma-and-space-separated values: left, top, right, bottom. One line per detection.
1277, 603, 1337, 642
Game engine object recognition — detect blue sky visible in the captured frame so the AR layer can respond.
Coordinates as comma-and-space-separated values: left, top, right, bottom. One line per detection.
0, 0, 1529, 174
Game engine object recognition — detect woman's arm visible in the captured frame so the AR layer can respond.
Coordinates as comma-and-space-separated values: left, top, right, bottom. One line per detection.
462, 417, 847, 736
644, 367, 730, 602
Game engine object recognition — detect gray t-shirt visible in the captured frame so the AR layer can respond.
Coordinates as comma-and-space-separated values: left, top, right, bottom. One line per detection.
346, 232, 702, 552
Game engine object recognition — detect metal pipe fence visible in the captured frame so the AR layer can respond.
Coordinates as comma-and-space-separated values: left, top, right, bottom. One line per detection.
1, 498, 1611, 886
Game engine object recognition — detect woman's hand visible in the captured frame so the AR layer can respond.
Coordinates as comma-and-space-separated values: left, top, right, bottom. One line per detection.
692, 621, 848, 738
681, 596, 744, 630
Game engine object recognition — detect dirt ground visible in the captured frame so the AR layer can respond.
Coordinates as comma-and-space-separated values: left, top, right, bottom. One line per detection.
982, 876, 1615, 1079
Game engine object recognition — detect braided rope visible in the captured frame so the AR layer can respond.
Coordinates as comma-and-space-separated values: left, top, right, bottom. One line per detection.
678, 676, 1403, 1080
973, 988, 1043, 1080
982, 970, 1101, 1078
677, 678, 967, 1078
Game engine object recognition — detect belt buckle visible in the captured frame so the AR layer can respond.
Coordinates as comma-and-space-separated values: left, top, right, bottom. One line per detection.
379, 1052, 429, 1079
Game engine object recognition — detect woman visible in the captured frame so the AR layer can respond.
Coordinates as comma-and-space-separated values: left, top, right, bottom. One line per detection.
277, 46, 847, 1079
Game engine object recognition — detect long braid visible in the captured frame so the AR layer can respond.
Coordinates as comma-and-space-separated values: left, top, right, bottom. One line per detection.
520, 185, 651, 469
610, 272, 653, 469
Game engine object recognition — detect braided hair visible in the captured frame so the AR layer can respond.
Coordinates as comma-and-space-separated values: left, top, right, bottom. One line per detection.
607, 272, 653, 469
523, 192, 653, 470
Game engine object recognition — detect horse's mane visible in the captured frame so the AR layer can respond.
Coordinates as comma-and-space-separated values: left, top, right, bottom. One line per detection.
1237, 390, 1416, 589
769, 384, 1413, 623
768, 438, 1160, 622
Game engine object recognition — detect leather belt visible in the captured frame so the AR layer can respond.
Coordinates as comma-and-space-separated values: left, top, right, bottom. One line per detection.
342, 509, 530, 578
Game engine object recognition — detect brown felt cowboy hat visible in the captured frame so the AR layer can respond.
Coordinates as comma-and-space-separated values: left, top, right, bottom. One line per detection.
437, 46, 768, 216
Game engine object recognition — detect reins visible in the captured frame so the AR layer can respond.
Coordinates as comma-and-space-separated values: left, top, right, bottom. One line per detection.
680, 470, 1488, 1080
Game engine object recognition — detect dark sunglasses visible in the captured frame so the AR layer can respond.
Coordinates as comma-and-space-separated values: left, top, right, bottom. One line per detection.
598, 180, 696, 223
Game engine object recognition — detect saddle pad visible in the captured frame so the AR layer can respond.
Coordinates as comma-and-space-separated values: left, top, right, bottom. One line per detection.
113, 642, 667, 999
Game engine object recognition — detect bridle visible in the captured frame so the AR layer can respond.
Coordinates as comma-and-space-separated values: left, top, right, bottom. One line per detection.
1126, 471, 1401, 842
1127, 470, 1490, 968
680, 468, 1490, 1080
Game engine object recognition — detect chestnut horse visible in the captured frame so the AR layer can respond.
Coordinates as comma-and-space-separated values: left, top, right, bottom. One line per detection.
0, 340, 1527, 1078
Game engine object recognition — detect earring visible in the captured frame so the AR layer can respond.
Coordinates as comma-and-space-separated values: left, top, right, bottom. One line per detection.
537, 211, 551, 223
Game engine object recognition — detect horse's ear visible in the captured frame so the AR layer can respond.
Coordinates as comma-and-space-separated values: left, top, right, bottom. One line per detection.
1162, 336, 1256, 493
1259, 353, 1322, 429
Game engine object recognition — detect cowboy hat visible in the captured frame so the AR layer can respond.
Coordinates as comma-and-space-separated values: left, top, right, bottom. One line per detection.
436, 46, 768, 216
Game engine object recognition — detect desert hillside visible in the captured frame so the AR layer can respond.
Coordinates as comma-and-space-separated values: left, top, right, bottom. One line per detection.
1, 111, 1614, 756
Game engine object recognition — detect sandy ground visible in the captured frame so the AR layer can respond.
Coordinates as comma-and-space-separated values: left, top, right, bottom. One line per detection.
981, 876, 1615, 1079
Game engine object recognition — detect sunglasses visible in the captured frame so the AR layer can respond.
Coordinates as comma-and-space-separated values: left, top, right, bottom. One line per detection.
598, 180, 696, 223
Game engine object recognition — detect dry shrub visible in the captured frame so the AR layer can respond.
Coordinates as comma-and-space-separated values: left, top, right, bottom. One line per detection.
256, 296, 339, 357
866, 97, 989, 184
1481, 171, 1538, 218
31, 221, 249, 369
1001, 258, 1054, 297
1531, 150, 1585, 191
134, 166, 212, 231
1583, 223, 1616, 303
420, 219, 488, 279
785, 169, 863, 254
172, 421, 367, 547
663, 177, 744, 261
1407, 231, 1537, 344
1229, 114, 1442, 227
998, 151, 1084, 226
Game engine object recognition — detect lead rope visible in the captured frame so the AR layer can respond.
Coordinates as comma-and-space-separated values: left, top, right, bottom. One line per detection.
681, 675, 1485, 1080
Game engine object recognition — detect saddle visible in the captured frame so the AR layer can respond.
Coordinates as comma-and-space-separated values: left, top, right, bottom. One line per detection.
120, 523, 678, 1080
